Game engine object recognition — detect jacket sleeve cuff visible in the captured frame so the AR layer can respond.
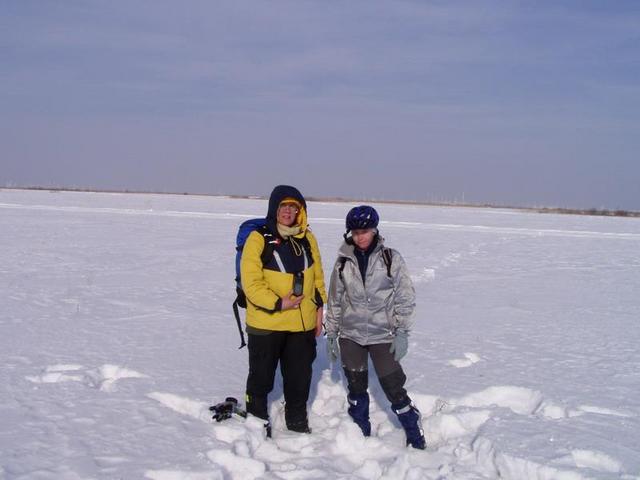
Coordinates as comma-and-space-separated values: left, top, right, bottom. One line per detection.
257, 297, 281, 313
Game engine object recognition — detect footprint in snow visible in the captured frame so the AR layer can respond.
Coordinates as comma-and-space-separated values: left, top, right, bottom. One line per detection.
448, 352, 482, 368
552, 449, 624, 475
573, 404, 632, 418
411, 267, 435, 284
25, 364, 85, 384
25, 363, 148, 392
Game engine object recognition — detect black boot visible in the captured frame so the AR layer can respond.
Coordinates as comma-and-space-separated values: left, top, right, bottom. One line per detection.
392, 397, 426, 450
286, 418, 311, 433
245, 394, 271, 438
285, 405, 311, 433
245, 393, 268, 420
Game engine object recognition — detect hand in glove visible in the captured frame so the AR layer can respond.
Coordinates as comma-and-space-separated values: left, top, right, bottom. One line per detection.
326, 335, 340, 363
389, 330, 409, 362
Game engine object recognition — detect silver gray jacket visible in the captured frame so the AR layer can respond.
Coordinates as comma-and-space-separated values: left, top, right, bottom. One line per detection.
325, 237, 416, 345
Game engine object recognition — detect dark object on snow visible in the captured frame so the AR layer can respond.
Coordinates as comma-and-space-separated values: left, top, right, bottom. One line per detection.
209, 397, 247, 422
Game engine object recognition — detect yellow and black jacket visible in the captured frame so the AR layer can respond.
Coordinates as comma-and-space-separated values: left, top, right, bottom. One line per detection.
240, 186, 327, 332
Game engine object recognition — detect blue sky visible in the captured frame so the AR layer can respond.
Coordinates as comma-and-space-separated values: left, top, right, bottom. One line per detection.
2, 1, 639, 209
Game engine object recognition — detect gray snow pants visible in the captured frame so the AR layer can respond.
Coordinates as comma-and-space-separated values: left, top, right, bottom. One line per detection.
339, 337, 407, 404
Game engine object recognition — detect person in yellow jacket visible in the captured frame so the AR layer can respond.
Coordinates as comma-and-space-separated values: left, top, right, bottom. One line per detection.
241, 185, 327, 434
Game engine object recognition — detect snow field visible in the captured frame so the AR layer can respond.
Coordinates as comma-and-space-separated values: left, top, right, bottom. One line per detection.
1, 189, 640, 479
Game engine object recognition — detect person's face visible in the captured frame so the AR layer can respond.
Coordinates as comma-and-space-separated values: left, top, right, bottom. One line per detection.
351, 228, 376, 251
277, 202, 299, 227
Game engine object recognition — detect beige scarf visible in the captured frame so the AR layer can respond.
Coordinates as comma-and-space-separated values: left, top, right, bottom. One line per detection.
277, 223, 304, 256
277, 223, 301, 239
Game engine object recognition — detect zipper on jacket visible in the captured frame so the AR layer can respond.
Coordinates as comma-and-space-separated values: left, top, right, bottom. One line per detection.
297, 305, 305, 332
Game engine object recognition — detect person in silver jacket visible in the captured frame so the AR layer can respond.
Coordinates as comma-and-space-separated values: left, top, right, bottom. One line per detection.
324, 205, 426, 449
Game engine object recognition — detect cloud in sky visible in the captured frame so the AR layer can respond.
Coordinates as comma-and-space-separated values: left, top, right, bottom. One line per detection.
2, 1, 639, 209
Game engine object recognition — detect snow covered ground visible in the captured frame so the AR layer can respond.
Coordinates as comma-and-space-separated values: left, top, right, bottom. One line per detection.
1, 189, 639, 480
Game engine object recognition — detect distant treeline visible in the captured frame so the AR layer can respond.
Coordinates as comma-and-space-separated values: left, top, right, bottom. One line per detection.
305, 195, 640, 218
4, 186, 639, 218
537, 207, 640, 218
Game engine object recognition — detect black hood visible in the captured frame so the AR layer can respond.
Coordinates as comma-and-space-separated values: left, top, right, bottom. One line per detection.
266, 185, 307, 236
266, 185, 307, 220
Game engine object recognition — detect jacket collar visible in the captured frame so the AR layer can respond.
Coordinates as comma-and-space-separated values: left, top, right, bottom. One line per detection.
339, 235, 385, 261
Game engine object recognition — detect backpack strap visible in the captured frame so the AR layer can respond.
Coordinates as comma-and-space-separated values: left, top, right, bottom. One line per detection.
232, 295, 247, 349
338, 248, 392, 282
258, 225, 278, 266
299, 235, 312, 268
381, 248, 393, 278
338, 257, 348, 281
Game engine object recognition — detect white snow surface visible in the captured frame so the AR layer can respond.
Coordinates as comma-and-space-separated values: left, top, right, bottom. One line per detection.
1, 189, 639, 480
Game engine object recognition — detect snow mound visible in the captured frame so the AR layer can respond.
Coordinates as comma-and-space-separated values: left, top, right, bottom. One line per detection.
454, 385, 544, 415
147, 392, 211, 422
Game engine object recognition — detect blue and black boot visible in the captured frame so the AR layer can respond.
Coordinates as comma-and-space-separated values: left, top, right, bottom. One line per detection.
347, 392, 371, 437
392, 397, 426, 450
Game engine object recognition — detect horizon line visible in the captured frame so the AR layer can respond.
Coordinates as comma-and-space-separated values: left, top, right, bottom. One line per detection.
2, 185, 638, 219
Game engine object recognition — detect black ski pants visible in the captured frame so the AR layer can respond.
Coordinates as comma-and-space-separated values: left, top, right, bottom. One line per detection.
339, 337, 408, 405
245, 330, 317, 423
